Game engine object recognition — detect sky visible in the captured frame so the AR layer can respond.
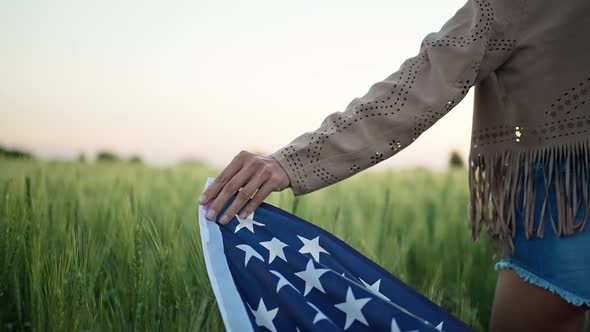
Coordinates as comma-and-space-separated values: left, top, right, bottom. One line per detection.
0, 0, 474, 171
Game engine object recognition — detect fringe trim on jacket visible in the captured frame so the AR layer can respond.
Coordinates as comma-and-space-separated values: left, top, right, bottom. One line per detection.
469, 139, 590, 256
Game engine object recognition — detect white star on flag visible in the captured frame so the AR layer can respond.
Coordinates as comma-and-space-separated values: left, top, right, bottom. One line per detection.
295, 259, 329, 296
297, 235, 329, 262
260, 237, 288, 263
234, 212, 264, 233
436, 321, 444, 330
269, 270, 298, 293
248, 298, 279, 332
391, 317, 422, 332
334, 287, 372, 330
391, 317, 402, 332
236, 244, 264, 267
360, 278, 391, 302
308, 301, 330, 324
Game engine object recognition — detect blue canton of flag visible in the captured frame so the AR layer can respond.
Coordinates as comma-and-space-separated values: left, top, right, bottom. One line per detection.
198, 177, 473, 332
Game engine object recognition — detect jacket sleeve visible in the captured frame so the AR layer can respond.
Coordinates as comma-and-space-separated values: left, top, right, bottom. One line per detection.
270, 0, 521, 196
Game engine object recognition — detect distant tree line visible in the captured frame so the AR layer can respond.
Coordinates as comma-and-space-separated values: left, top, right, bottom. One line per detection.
0, 145, 145, 164
2, 144, 465, 170
0, 146, 34, 159
93, 151, 143, 164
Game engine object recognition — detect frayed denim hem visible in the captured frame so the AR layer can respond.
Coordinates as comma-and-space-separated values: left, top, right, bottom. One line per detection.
495, 260, 590, 307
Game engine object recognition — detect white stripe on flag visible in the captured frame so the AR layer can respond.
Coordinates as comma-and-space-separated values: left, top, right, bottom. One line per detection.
199, 177, 254, 332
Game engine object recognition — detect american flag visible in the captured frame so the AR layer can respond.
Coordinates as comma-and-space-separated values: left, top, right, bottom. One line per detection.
198, 177, 473, 332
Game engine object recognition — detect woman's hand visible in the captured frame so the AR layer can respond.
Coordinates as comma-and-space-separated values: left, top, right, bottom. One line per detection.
198, 150, 290, 224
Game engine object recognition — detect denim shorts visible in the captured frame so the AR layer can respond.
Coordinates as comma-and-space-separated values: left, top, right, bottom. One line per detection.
495, 158, 590, 307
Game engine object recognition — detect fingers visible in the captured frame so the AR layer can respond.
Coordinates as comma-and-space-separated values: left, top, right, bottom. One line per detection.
204, 162, 257, 222
217, 172, 267, 224
199, 151, 290, 224
199, 151, 246, 206
239, 180, 277, 220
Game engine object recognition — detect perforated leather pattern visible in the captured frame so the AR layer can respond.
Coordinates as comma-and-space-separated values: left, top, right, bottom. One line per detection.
271, 0, 517, 195
472, 77, 590, 148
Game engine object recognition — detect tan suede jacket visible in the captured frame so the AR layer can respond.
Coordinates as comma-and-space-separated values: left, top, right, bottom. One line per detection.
269, 0, 590, 254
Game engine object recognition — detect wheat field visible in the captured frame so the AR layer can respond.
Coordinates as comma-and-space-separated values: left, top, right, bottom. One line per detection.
0, 158, 499, 331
